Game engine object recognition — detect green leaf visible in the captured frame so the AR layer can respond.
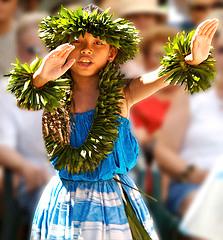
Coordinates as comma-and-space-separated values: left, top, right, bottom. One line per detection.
122, 190, 152, 240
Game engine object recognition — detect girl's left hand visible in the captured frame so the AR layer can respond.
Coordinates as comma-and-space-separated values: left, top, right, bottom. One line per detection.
185, 18, 219, 65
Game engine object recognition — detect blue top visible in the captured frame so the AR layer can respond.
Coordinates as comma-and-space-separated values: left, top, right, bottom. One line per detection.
54, 109, 139, 181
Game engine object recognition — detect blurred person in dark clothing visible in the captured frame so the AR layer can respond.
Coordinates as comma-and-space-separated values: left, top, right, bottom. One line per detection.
0, 0, 17, 76
0, 12, 54, 233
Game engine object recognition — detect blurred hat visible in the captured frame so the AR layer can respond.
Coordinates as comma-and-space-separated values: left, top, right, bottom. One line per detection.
117, 0, 166, 18
101, 0, 166, 19
100, 0, 123, 17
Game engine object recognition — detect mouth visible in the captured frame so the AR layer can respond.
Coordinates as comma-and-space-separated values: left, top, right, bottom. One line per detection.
77, 58, 93, 67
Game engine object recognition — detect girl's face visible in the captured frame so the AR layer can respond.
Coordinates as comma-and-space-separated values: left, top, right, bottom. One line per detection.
68, 32, 118, 77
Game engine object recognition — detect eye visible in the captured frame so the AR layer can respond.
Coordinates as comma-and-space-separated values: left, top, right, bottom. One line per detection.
95, 40, 105, 45
72, 39, 80, 44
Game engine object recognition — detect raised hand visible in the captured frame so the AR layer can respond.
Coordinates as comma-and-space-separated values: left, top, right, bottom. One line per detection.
185, 18, 219, 65
33, 43, 76, 88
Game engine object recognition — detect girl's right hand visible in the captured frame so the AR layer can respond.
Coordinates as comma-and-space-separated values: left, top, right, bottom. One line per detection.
33, 43, 76, 88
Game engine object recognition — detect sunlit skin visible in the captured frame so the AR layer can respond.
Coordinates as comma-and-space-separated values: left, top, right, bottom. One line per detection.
33, 33, 118, 112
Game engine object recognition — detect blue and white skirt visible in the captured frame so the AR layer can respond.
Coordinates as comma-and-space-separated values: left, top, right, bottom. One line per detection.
31, 174, 159, 240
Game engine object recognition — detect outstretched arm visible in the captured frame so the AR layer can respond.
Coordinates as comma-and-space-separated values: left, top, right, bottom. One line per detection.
124, 18, 219, 107
154, 89, 208, 183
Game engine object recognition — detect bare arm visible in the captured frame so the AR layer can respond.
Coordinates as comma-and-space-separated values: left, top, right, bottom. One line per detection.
124, 19, 218, 108
124, 67, 169, 107
154, 90, 207, 183
0, 145, 51, 191
154, 89, 190, 175
0, 145, 27, 174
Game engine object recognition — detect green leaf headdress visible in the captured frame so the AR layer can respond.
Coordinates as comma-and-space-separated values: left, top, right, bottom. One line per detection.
38, 4, 140, 64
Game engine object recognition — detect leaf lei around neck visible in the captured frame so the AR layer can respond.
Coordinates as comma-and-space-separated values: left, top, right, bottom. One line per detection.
43, 62, 127, 174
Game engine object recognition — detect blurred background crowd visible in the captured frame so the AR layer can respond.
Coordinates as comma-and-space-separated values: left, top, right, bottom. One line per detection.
1, 0, 223, 239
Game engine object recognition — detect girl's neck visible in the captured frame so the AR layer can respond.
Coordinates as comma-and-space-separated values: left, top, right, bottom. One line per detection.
70, 71, 100, 113
71, 71, 99, 92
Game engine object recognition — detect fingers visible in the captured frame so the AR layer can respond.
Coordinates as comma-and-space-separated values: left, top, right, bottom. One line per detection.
202, 19, 219, 36
197, 19, 218, 35
208, 24, 218, 41
50, 43, 74, 58
197, 19, 212, 35
201, 19, 219, 45
199, 19, 219, 35
192, 18, 219, 46
56, 43, 72, 50
58, 45, 75, 59
61, 58, 76, 73
51, 43, 70, 54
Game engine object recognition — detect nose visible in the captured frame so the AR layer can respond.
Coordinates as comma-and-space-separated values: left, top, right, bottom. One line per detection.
80, 48, 93, 55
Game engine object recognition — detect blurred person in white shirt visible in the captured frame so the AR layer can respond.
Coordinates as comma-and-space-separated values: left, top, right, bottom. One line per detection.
0, 12, 54, 221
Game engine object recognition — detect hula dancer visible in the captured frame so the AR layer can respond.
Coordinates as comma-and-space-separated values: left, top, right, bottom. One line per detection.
6, 4, 218, 240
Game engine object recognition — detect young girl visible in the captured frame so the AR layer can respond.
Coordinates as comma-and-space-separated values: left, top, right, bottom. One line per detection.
7, 4, 218, 240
